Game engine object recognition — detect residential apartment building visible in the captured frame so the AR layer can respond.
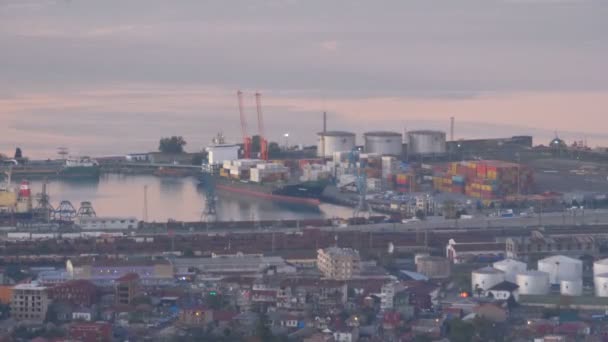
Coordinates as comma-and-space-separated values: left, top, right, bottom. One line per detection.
11, 282, 49, 323
317, 247, 361, 280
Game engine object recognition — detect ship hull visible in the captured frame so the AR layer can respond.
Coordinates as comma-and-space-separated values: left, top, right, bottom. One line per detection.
216, 184, 321, 205
59, 166, 101, 179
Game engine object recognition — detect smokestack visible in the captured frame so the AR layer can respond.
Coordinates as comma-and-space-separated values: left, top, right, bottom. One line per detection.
450, 116, 455, 141
323, 112, 327, 133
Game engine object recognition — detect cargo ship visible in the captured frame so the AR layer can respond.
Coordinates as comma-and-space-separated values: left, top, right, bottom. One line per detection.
58, 157, 100, 179
199, 159, 327, 206
154, 167, 192, 178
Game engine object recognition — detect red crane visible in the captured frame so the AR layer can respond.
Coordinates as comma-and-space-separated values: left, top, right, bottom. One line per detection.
255, 92, 269, 161
237, 90, 252, 159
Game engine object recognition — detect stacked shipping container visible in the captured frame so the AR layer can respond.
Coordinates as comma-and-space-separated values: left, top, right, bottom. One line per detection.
434, 160, 534, 199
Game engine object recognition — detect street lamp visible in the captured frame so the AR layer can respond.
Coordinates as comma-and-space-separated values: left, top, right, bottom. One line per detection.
284, 133, 290, 149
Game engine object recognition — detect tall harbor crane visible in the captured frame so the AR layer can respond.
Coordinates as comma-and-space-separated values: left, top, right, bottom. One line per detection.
237, 90, 252, 159
255, 92, 269, 161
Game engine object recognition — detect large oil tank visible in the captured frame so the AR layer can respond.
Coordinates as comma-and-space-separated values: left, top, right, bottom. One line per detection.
407, 130, 446, 155
363, 131, 402, 156
560, 279, 583, 296
471, 267, 505, 292
595, 273, 608, 297
317, 131, 356, 158
416, 256, 451, 279
493, 259, 527, 283
516, 271, 550, 295
593, 259, 608, 277
538, 255, 582, 285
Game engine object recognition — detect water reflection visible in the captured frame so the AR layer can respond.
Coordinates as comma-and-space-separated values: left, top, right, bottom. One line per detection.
24, 174, 351, 222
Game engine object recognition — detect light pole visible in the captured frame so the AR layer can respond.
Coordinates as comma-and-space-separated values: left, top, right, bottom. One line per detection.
283, 133, 290, 150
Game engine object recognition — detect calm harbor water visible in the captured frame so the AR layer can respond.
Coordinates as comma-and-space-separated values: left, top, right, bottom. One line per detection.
25, 174, 352, 222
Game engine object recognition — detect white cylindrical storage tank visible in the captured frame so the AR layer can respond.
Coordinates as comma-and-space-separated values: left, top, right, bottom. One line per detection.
317, 131, 356, 158
363, 131, 403, 156
516, 271, 550, 295
407, 130, 446, 155
593, 259, 608, 277
493, 259, 527, 283
560, 279, 583, 296
538, 255, 582, 285
471, 267, 505, 293
595, 273, 608, 297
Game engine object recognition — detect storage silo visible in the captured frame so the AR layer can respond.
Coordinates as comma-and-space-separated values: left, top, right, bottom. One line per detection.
516, 271, 550, 295
593, 259, 608, 277
317, 131, 356, 158
595, 273, 608, 297
560, 279, 583, 296
416, 256, 451, 279
493, 259, 527, 283
407, 130, 447, 155
364, 131, 403, 156
471, 267, 505, 293
538, 255, 582, 285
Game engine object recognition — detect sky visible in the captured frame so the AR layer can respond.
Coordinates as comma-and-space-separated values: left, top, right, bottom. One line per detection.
0, 0, 607, 158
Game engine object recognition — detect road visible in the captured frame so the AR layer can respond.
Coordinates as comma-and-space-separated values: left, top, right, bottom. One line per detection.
144, 208, 608, 235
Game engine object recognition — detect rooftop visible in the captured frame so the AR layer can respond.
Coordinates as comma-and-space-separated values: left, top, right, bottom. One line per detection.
116, 273, 140, 282
70, 257, 171, 267
363, 131, 402, 137
452, 242, 506, 252
317, 131, 356, 137
14, 282, 46, 290
319, 247, 360, 258
473, 267, 504, 275
488, 281, 519, 292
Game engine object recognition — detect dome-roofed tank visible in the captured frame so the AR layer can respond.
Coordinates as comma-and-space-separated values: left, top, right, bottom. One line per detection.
471, 267, 505, 293
317, 131, 356, 158
516, 271, 550, 295
560, 279, 583, 296
593, 259, 608, 278
594, 273, 608, 297
363, 131, 403, 156
538, 255, 582, 285
493, 259, 527, 283
407, 130, 446, 155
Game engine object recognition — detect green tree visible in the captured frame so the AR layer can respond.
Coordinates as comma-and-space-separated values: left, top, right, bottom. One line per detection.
473, 318, 505, 342
255, 312, 273, 342
413, 335, 433, 342
448, 319, 474, 342
205, 292, 224, 310
191, 152, 208, 166
159, 136, 187, 154
268, 142, 281, 158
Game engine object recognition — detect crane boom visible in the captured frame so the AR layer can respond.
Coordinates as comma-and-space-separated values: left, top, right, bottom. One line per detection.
255, 92, 269, 160
237, 90, 252, 159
